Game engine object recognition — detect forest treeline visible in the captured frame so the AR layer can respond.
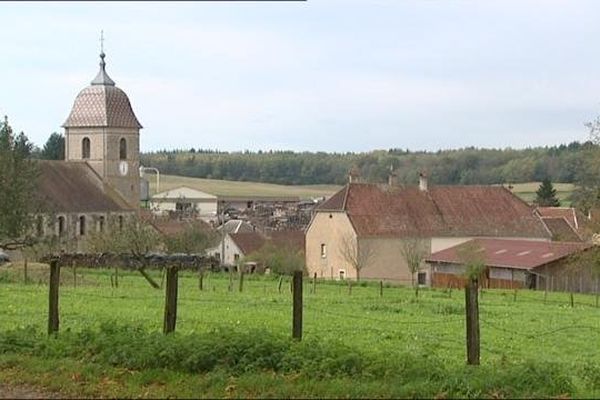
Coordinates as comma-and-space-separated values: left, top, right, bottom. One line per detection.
140, 141, 596, 186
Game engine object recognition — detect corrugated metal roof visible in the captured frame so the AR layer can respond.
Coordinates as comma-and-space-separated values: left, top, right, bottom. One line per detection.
426, 238, 591, 270
36, 160, 133, 213
318, 183, 550, 238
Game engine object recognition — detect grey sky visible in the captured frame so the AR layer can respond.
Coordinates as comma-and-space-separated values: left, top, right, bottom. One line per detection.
1, 1, 599, 152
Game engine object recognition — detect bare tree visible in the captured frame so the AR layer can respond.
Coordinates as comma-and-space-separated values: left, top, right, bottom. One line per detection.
339, 234, 375, 281
88, 216, 163, 288
400, 237, 428, 298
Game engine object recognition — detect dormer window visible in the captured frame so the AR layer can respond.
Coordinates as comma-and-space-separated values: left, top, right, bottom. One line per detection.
119, 138, 127, 160
82, 137, 91, 159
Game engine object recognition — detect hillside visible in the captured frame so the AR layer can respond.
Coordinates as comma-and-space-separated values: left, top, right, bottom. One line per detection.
149, 175, 575, 205
149, 174, 341, 199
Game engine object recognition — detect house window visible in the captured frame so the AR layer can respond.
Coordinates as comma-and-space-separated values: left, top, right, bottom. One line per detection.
82, 137, 91, 159
98, 216, 105, 233
79, 215, 86, 236
36, 216, 44, 237
119, 138, 127, 160
339, 269, 346, 280
320, 243, 327, 258
57, 216, 65, 237
417, 272, 427, 285
118, 215, 124, 231
234, 254, 240, 261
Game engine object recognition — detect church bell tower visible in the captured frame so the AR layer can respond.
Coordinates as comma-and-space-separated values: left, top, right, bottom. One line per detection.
63, 48, 142, 209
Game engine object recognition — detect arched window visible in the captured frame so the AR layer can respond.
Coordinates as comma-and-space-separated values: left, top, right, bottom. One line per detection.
82, 137, 91, 159
119, 138, 127, 160
57, 216, 65, 237
79, 215, 86, 236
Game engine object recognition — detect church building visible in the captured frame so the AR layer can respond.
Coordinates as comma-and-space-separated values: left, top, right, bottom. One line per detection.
35, 50, 141, 246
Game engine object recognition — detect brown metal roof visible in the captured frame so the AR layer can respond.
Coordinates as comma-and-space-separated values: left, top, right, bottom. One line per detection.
541, 217, 582, 242
426, 238, 591, 270
63, 85, 142, 129
319, 183, 550, 238
536, 207, 581, 230
36, 161, 133, 213
230, 232, 266, 256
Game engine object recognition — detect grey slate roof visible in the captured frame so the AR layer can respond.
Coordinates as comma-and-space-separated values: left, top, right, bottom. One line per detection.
36, 160, 134, 213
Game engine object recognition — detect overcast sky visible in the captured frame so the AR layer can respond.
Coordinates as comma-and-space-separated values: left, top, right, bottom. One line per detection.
1, 1, 599, 153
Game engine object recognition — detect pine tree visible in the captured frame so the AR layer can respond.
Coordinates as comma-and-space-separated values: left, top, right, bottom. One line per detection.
0, 116, 40, 249
535, 178, 560, 207
40, 132, 65, 160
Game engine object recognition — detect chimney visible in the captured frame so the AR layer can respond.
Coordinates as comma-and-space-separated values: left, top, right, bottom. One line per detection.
348, 166, 361, 183
419, 172, 428, 192
388, 164, 397, 186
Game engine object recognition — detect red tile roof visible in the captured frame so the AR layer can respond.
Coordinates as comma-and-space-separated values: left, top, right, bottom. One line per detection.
230, 232, 266, 256
319, 183, 550, 239
268, 230, 305, 254
541, 217, 582, 242
536, 207, 581, 230
426, 238, 591, 270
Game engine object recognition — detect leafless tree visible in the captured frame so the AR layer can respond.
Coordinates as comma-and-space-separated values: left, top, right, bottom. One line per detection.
400, 237, 428, 298
339, 234, 375, 281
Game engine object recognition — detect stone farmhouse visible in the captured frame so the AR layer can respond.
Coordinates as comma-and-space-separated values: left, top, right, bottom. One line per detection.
32, 51, 141, 248
305, 174, 553, 283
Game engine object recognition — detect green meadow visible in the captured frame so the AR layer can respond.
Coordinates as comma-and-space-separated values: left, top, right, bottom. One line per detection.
0, 263, 599, 398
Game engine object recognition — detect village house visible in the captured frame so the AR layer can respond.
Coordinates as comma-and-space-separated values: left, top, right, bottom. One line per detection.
305, 173, 552, 283
150, 186, 218, 222
426, 238, 593, 292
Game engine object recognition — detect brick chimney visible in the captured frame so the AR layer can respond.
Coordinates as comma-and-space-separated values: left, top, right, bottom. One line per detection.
418, 172, 428, 192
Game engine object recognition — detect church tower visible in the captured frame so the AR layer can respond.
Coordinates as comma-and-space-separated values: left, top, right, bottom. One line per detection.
63, 50, 142, 209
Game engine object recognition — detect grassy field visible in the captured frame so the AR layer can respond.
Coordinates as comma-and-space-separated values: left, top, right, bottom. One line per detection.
149, 176, 576, 206
501, 182, 575, 206
148, 175, 341, 199
0, 262, 599, 398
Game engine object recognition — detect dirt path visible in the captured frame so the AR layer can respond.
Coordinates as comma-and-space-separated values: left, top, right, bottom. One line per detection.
0, 383, 62, 399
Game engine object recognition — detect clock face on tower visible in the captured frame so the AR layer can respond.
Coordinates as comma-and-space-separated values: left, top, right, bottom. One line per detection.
119, 161, 129, 176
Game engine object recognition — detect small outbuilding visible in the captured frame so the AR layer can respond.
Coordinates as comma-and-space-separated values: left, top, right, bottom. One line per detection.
426, 238, 593, 291
150, 186, 218, 221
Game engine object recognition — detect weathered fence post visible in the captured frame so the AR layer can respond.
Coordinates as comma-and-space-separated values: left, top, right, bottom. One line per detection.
348, 280, 352, 295
114, 265, 119, 288
278, 276, 283, 294
379, 280, 383, 297
198, 267, 204, 291
239, 270, 245, 293
292, 270, 303, 340
163, 265, 179, 334
465, 278, 480, 365
72, 260, 77, 288
570, 291, 574, 308
228, 271, 233, 292
23, 258, 28, 284
48, 259, 60, 335
312, 272, 317, 294
513, 288, 517, 302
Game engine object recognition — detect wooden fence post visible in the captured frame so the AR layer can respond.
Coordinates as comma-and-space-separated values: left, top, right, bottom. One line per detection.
72, 260, 77, 288
348, 280, 352, 295
198, 267, 204, 291
114, 265, 119, 288
239, 271, 244, 293
379, 280, 383, 297
48, 260, 60, 335
513, 288, 517, 302
163, 265, 179, 334
465, 278, 480, 365
228, 271, 233, 292
278, 276, 283, 294
312, 272, 317, 294
570, 292, 574, 308
23, 258, 28, 284
292, 271, 303, 340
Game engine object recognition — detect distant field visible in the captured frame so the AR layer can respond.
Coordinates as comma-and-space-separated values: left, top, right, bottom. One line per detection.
499, 182, 575, 206
148, 174, 341, 199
